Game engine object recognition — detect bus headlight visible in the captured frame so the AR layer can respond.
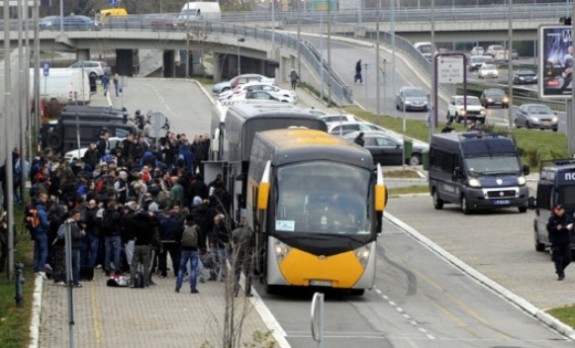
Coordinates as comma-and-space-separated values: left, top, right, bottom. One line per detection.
354, 245, 371, 268
468, 178, 481, 187
517, 176, 526, 186
273, 239, 291, 263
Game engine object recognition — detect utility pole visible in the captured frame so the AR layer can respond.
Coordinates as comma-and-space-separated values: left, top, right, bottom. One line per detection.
4, 0, 14, 280
327, 2, 331, 106
376, 0, 381, 122
507, 0, 514, 132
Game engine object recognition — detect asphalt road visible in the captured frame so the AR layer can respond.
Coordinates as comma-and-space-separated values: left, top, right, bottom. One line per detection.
101, 78, 574, 347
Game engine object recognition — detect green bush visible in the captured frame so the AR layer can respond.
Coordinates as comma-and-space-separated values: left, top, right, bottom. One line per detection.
525, 148, 542, 168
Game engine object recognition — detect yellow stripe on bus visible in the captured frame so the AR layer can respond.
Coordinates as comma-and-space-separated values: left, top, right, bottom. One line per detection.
278, 249, 364, 288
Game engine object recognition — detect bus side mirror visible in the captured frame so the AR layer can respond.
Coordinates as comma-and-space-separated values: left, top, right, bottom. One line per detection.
522, 164, 530, 175
257, 161, 271, 210
527, 196, 537, 209
375, 164, 387, 212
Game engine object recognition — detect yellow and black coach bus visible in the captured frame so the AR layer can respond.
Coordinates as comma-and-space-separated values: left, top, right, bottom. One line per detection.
247, 128, 386, 295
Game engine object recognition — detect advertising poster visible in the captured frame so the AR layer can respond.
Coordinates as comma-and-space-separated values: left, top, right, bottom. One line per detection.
539, 25, 573, 98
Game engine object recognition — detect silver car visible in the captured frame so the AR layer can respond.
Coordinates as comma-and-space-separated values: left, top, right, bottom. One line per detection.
514, 104, 558, 132
395, 86, 429, 112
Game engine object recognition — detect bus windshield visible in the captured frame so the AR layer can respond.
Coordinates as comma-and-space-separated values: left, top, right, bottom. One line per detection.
465, 155, 520, 175
274, 161, 371, 235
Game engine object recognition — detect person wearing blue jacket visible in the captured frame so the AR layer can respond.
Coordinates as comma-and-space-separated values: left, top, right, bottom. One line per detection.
547, 204, 574, 281
33, 192, 51, 279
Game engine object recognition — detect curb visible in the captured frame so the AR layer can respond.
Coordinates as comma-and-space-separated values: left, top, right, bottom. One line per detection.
28, 276, 44, 348
384, 211, 575, 342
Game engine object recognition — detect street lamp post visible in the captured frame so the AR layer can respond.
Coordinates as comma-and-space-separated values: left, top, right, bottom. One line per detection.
237, 38, 245, 75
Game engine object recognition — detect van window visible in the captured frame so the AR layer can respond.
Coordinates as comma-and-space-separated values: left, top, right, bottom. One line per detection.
559, 186, 575, 211
536, 184, 552, 210
430, 148, 458, 173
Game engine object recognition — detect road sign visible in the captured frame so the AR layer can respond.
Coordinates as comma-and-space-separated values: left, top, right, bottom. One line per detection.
148, 112, 168, 138
438, 56, 464, 84
42, 62, 50, 77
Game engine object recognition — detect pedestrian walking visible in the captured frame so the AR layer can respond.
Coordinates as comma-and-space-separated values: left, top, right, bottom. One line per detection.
354, 59, 363, 84
353, 132, 365, 147
289, 69, 299, 90
101, 73, 110, 96
175, 216, 200, 294
547, 204, 574, 280
231, 221, 253, 297
113, 73, 120, 97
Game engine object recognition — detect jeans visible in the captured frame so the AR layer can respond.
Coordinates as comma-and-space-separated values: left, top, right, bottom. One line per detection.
81, 234, 99, 268
124, 240, 135, 267
176, 249, 198, 291
159, 242, 180, 277
33, 233, 48, 273
71, 248, 81, 285
215, 245, 231, 280
105, 236, 122, 274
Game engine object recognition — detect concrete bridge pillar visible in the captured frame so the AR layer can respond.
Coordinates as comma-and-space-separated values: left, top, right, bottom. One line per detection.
212, 53, 222, 81
76, 49, 90, 62
116, 49, 135, 76
163, 50, 176, 78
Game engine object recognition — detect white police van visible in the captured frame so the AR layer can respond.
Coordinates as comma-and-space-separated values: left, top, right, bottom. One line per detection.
532, 159, 575, 253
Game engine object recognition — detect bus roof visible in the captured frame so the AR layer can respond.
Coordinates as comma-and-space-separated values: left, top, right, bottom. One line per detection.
253, 129, 373, 169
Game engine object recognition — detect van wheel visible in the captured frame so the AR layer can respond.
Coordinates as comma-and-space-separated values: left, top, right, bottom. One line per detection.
553, 128, 558, 132
518, 206, 527, 213
409, 154, 421, 166
47, 134, 62, 149
461, 195, 472, 214
535, 233, 545, 252
433, 190, 444, 210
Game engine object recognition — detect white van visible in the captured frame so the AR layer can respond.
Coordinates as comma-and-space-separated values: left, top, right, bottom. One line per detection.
179, 2, 222, 21
31, 68, 91, 105
413, 42, 433, 60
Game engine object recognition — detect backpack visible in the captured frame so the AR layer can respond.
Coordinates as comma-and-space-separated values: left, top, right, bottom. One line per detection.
181, 224, 198, 248
24, 205, 40, 237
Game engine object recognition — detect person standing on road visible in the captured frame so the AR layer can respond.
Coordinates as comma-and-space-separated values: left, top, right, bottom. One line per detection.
101, 73, 110, 96
289, 69, 299, 90
547, 204, 574, 281
113, 73, 120, 97
354, 59, 363, 84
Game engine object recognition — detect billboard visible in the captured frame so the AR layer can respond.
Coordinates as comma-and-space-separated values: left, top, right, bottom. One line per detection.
539, 25, 573, 99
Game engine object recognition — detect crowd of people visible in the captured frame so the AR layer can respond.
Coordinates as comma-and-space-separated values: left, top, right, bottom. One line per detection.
15, 119, 251, 294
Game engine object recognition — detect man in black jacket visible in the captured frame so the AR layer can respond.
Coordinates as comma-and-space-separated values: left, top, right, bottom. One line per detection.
129, 211, 160, 288
67, 209, 86, 287
547, 204, 574, 280
102, 201, 123, 276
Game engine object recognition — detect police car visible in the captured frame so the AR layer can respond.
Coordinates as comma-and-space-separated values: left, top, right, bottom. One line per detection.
531, 159, 575, 254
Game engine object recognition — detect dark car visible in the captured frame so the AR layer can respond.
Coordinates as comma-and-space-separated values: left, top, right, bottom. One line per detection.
480, 88, 509, 108
344, 130, 428, 166
39, 15, 94, 31
513, 70, 537, 85
395, 86, 429, 112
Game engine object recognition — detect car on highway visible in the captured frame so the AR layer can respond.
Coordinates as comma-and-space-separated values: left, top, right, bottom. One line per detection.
514, 103, 558, 131
468, 55, 491, 72
68, 60, 111, 79
486, 44, 504, 57
211, 74, 275, 94
480, 88, 509, 108
395, 86, 429, 112
328, 121, 388, 136
512, 70, 537, 85
218, 82, 296, 103
477, 63, 499, 79
344, 130, 428, 166
470, 46, 484, 56
39, 15, 95, 31
446, 95, 486, 124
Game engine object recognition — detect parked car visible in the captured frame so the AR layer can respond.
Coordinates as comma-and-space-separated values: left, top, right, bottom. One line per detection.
395, 86, 429, 112
39, 15, 94, 31
477, 63, 499, 79
228, 90, 295, 104
514, 103, 558, 131
513, 70, 537, 85
64, 137, 124, 162
480, 88, 509, 108
219, 82, 296, 103
211, 74, 275, 94
470, 46, 484, 56
344, 131, 428, 166
446, 95, 486, 124
318, 113, 361, 124
68, 60, 111, 79
328, 121, 388, 136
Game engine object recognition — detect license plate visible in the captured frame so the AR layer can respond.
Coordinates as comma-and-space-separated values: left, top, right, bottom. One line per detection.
493, 199, 511, 206
310, 280, 332, 287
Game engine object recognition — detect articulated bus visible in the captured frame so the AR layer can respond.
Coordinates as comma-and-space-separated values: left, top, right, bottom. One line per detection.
206, 102, 327, 223
247, 128, 386, 295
